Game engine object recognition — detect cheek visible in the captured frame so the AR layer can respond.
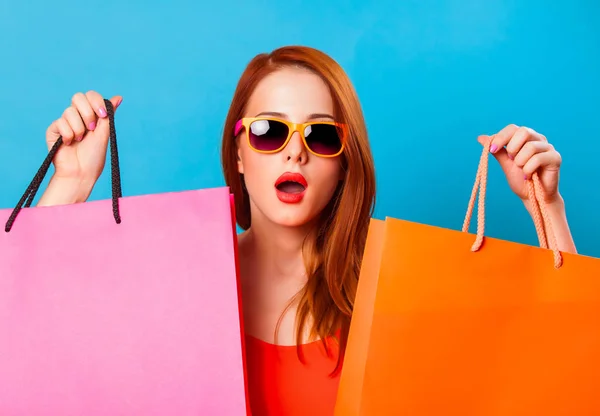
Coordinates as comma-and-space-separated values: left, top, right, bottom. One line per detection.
239, 141, 259, 174
311, 160, 343, 199
239, 148, 275, 190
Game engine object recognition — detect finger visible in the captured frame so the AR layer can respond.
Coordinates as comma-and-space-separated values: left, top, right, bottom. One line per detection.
478, 134, 512, 172
522, 151, 562, 179
46, 120, 62, 149
54, 117, 75, 145
490, 147, 515, 178
506, 126, 546, 159
85, 90, 109, 121
92, 95, 122, 147
63, 107, 86, 142
513, 141, 553, 169
72, 92, 98, 132
109, 95, 123, 111
477, 134, 493, 148
489, 124, 519, 154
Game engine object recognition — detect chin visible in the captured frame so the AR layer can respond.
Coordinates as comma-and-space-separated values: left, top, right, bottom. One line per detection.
268, 206, 319, 229
248, 189, 333, 230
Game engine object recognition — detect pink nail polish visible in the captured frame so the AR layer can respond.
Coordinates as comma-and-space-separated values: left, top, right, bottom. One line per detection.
524, 174, 528, 180
508, 153, 514, 160
88, 122, 96, 130
490, 144, 498, 153
76, 135, 83, 141
99, 107, 107, 118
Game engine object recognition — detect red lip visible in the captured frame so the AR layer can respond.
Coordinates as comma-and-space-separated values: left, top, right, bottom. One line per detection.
275, 172, 308, 188
274, 172, 308, 204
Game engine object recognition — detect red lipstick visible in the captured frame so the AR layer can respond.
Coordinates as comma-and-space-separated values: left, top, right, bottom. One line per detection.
274, 172, 308, 204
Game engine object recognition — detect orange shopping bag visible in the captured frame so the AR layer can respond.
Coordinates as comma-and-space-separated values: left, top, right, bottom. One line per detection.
335, 140, 600, 416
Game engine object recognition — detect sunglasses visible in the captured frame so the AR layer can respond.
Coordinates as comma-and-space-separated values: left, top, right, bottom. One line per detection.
234, 117, 346, 157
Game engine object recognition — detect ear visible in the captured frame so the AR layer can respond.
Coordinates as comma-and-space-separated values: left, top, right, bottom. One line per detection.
237, 146, 244, 174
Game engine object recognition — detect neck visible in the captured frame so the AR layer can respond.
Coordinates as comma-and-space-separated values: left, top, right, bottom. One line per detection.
241, 215, 316, 281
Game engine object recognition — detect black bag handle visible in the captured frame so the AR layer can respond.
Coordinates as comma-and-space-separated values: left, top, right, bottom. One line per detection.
5, 99, 122, 232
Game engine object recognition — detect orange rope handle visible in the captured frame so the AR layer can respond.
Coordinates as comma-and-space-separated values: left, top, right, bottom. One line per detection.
461, 136, 490, 252
526, 179, 549, 249
532, 174, 563, 268
462, 136, 563, 268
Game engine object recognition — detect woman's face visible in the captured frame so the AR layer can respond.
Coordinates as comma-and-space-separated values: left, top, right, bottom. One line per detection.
237, 66, 344, 229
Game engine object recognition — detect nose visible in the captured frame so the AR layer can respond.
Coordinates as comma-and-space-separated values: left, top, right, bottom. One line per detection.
284, 131, 308, 164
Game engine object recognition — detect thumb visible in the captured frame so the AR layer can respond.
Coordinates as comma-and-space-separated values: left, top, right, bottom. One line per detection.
108, 95, 122, 112
94, 96, 122, 142
477, 134, 512, 174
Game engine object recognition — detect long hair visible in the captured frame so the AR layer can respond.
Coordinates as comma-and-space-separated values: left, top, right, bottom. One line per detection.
221, 45, 376, 374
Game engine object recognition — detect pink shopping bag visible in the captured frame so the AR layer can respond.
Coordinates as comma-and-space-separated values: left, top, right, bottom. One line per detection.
0, 100, 250, 415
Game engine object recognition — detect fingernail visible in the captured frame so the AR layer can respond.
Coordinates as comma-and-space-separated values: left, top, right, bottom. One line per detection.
98, 107, 107, 118
524, 174, 528, 180
116, 98, 122, 108
490, 144, 498, 153
508, 153, 514, 160
76, 135, 83, 141
88, 122, 96, 130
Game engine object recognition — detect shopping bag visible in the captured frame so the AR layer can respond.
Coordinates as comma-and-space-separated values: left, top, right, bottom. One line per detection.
0, 100, 250, 415
335, 138, 600, 415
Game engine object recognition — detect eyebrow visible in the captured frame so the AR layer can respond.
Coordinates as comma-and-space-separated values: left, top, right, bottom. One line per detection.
254, 111, 335, 121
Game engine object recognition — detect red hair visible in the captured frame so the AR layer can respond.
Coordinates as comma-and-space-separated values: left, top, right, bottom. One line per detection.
221, 46, 376, 374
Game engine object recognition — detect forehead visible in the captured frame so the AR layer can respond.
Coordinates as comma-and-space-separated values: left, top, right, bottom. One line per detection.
245, 67, 334, 119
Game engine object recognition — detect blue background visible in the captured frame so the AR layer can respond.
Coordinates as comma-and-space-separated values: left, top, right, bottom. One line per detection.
1, 0, 598, 258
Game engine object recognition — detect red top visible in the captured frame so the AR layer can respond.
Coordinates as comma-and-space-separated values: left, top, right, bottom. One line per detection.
244, 334, 341, 415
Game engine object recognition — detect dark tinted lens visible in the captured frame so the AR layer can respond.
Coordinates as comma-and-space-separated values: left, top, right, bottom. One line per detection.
303, 124, 343, 155
249, 119, 289, 151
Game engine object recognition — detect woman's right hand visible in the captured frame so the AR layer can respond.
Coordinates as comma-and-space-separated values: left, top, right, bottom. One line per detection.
37, 91, 122, 207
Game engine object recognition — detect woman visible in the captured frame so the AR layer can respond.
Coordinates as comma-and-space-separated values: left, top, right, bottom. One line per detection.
37, 45, 577, 415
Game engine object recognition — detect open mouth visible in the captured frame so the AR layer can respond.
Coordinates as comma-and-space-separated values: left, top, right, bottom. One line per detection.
274, 172, 308, 198
275, 181, 306, 194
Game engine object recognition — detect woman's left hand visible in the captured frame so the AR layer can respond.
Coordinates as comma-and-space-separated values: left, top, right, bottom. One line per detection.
478, 124, 577, 254
478, 124, 562, 205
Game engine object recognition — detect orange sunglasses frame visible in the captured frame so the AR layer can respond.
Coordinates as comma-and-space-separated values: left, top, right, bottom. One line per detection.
235, 117, 347, 158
